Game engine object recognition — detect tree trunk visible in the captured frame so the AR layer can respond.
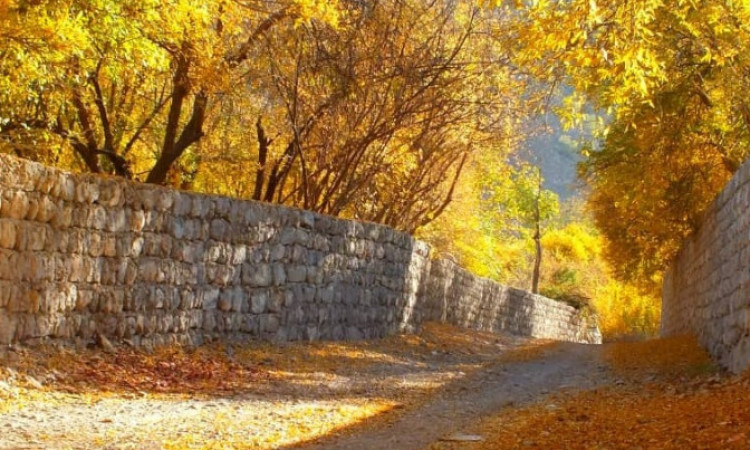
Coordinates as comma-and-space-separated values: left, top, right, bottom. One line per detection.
253, 117, 271, 201
146, 90, 207, 185
531, 176, 542, 294
532, 222, 542, 294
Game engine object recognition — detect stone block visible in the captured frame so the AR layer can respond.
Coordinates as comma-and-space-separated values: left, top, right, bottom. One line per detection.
210, 219, 229, 240
306, 325, 319, 341
287, 266, 307, 283
231, 245, 247, 265
260, 314, 280, 333
0, 314, 16, 344
203, 288, 220, 310
242, 264, 272, 287
1, 191, 29, 220
269, 290, 284, 313
284, 290, 295, 308
273, 328, 289, 343
75, 181, 100, 204
251, 291, 269, 314
722, 327, 741, 346
34, 197, 58, 223
272, 264, 286, 286
218, 297, 232, 312
242, 315, 260, 334
271, 244, 286, 261
0, 220, 16, 249
729, 336, 750, 373
156, 191, 174, 212
228, 287, 245, 313
202, 312, 216, 331
279, 228, 297, 245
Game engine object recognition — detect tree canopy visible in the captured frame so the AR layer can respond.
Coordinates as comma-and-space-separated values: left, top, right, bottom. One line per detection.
505, 0, 750, 287
0, 0, 525, 232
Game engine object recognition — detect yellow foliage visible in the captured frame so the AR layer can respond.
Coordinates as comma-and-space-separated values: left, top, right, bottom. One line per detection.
424, 191, 661, 340
593, 281, 661, 340
542, 223, 600, 262
293, 0, 340, 27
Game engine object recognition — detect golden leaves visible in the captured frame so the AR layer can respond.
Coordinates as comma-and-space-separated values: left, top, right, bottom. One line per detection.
433, 336, 750, 450
292, 0, 341, 27
10, 345, 268, 396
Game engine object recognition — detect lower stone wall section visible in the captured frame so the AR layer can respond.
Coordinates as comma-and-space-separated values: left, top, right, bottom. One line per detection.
420, 259, 601, 343
0, 154, 600, 349
663, 160, 750, 373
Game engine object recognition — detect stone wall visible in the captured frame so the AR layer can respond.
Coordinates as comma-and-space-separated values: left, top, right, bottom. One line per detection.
0, 154, 599, 349
662, 160, 750, 373
420, 259, 600, 343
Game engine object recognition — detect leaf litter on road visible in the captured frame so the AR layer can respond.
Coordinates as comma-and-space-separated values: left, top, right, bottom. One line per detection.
0, 323, 547, 449
431, 336, 750, 450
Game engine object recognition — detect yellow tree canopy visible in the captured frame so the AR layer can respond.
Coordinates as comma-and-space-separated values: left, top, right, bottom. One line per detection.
498, 0, 750, 286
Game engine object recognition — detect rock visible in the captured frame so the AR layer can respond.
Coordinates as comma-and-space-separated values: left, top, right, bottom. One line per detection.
96, 332, 117, 354
268, 291, 284, 313
270, 244, 286, 261
345, 326, 364, 341
272, 264, 286, 286
217, 297, 232, 312
2, 192, 29, 220
0, 220, 17, 249
440, 434, 484, 442
24, 375, 43, 390
287, 266, 307, 283
260, 314, 280, 333
251, 292, 269, 314
243, 264, 272, 287
0, 316, 17, 345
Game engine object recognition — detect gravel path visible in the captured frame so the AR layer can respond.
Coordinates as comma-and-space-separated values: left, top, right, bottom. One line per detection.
296, 342, 611, 450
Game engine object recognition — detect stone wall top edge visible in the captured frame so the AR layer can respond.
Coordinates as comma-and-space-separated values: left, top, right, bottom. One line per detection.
431, 256, 578, 313
0, 153, 426, 248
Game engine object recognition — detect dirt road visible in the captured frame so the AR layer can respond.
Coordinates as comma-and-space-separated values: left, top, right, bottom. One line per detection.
0, 325, 610, 449
297, 342, 610, 450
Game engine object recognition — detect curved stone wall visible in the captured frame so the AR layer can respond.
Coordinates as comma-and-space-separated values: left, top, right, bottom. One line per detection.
0, 154, 599, 348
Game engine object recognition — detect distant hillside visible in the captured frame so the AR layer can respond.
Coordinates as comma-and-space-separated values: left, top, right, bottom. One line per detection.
518, 112, 593, 201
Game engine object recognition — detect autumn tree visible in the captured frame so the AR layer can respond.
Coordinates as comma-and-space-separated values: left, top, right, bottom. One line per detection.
195, 0, 519, 231
493, 163, 559, 293
0, 0, 339, 184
